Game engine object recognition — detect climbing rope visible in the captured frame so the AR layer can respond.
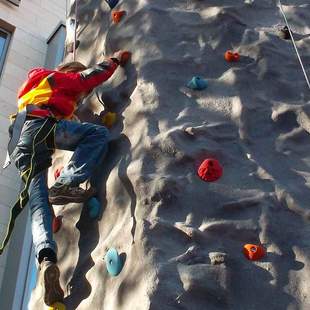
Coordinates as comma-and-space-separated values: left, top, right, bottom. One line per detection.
73, 0, 78, 61
278, 0, 310, 90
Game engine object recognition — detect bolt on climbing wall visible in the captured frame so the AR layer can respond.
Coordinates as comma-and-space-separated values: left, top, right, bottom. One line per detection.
30, 0, 310, 309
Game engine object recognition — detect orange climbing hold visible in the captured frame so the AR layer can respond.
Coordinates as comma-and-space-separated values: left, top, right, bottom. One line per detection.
224, 50, 240, 62
112, 10, 126, 24
198, 158, 223, 182
243, 244, 266, 261
54, 166, 63, 181
52, 216, 63, 234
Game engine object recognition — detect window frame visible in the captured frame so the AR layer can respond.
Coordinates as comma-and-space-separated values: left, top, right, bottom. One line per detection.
0, 27, 11, 79
6, 0, 21, 7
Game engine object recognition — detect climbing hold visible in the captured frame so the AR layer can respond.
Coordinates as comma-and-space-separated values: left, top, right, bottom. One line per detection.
52, 216, 63, 234
102, 112, 117, 128
87, 197, 101, 219
224, 50, 240, 62
112, 10, 126, 24
278, 26, 291, 40
197, 158, 223, 182
105, 0, 119, 10
47, 302, 66, 310
243, 244, 266, 261
120, 51, 131, 67
187, 76, 208, 90
54, 166, 63, 181
105, 248, 123, 276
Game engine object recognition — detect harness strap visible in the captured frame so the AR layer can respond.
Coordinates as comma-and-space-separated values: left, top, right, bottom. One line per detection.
0, 118, 57, 255
3, 105, 39, 169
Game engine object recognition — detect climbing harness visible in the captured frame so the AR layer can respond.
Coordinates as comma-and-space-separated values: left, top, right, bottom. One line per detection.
3, 108, 28, 169
0, 117, 57, 254
278, 0, 310, 90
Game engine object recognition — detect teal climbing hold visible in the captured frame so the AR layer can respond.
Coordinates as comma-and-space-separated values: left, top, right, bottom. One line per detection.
87, 197, 101, 219
105, 0, 119, 9
187, 76, 208, 90
105, 248, 123, 276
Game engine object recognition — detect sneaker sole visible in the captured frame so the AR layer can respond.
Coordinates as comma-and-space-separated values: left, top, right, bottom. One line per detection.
43, 264, 64, 306
49, 195, 87, 205
49, 188, 97, 205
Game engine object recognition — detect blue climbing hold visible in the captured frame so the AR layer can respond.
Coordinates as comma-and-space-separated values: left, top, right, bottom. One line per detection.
87, 197, 101, 219
187, 76, 208, 90
105, 0, 119, 9
105, 248, 123, 276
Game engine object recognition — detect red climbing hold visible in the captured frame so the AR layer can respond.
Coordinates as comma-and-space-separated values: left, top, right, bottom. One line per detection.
52, 216, 63, 234
54, 166, 63, 181
120, 51, 131, 67
198, 158, 223, 182
243, 244, 266, 261
112, 10, 126, 24
225, 50, 240, 62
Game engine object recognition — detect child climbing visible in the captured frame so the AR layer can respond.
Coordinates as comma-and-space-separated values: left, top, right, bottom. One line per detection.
1, 50, 130, 306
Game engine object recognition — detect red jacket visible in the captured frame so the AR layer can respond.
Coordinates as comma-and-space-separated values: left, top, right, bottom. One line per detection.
17, 59, 118, 119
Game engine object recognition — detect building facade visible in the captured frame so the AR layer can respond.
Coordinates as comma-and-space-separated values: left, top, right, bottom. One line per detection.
0, 0, 65, 308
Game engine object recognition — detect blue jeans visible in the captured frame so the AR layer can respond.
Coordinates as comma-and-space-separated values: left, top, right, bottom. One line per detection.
24, 119, 109, 261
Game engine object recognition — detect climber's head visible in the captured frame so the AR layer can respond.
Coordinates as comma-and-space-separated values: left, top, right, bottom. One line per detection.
56, 61, 87, 73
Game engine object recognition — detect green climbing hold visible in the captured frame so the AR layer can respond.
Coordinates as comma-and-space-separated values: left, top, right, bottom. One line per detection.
87, 197, 101, 219
187, 76, 208, 90
105, 248, 123, 276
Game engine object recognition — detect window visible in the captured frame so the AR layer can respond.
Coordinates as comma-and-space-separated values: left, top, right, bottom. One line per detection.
45, 23, 66, 69
0, 28, 11, 78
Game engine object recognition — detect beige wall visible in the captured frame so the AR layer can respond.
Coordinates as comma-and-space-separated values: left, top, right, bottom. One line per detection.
0, 0, 65, 289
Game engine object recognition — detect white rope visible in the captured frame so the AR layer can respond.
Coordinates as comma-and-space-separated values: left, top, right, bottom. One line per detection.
73, 0, 78, 61
278, 0, 310, 90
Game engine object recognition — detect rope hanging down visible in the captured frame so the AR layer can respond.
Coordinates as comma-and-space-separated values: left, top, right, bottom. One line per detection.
278, 0, 310, 90
73, 0, 78, 61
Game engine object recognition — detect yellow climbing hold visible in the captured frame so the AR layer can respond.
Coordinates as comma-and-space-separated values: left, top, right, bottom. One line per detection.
47, 302, 66, 310
102, 112, 117, 128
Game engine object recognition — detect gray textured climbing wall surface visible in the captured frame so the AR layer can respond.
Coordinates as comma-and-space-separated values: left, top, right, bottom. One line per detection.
30, 0, 310, 309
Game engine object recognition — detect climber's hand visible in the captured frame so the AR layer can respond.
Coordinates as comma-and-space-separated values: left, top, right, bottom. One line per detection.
111, 50, 131, 67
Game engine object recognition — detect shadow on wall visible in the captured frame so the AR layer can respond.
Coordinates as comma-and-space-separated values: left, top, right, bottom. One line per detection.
63, 42, 138, 309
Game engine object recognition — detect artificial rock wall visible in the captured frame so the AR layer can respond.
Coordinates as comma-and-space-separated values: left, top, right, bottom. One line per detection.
31, 0, 310, 309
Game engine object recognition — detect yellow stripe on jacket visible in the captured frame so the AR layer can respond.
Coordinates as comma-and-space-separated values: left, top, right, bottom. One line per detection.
17, 77, 53, 112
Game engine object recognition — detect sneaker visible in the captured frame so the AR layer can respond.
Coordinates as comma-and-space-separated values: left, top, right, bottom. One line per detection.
49, 184, 88, 205
39, 259, 64, 306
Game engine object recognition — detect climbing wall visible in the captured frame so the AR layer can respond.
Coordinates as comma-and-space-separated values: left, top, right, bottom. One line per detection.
30, 0, 310, 309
